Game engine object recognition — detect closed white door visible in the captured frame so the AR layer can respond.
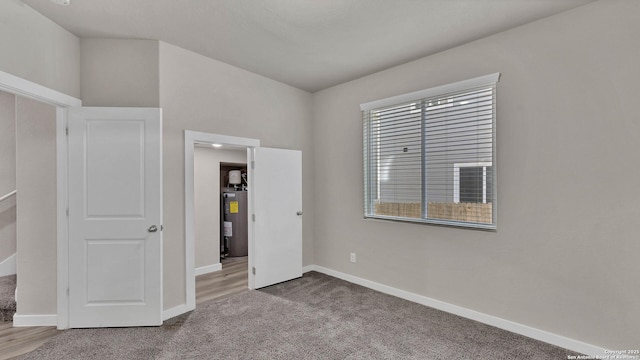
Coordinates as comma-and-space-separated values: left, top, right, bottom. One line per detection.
68, 107, 162, 328
251, 147, 302, 289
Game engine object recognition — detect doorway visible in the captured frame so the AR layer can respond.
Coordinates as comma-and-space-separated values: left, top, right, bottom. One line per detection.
185, 131, 304, 311
192, 145, 250, 304
193, 144, 247, 275
183, 131, 259, 311
0, 92, 58, 325
0, 70, 82, 328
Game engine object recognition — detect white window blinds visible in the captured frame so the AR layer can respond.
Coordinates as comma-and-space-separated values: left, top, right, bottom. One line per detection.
362, 73, 499, 229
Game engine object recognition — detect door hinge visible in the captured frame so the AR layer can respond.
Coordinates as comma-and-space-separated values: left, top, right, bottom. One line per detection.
251, 161, 255, 169
65, 127, 69, 136
252, 267, 256, 275
66, 288, 69, 296
66, 208, 69, 217
252, 214, 255, 222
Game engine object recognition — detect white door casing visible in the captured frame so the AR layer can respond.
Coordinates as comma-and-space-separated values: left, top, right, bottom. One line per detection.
182, 131, 260, 313
68, 107, 162, 328
251, 147, 303, 289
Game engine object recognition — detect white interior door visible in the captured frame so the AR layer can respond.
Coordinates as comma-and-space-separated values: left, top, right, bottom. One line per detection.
251, 147, 302, 289
68, 107, 162, 328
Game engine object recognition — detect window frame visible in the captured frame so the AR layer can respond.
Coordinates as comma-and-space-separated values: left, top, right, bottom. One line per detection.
361, 73, 500, 230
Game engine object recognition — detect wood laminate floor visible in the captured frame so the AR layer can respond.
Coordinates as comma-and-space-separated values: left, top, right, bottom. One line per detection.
0, 257, 248, 360
197, 257, 249, 305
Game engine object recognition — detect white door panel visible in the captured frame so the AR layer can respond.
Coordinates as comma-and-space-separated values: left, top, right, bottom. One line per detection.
252, 147, 302, 289
68, 107, 162, 328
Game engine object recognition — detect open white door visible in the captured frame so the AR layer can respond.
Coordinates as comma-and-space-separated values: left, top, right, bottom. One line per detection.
251, 147, 302, 289
67, 107, 162, 327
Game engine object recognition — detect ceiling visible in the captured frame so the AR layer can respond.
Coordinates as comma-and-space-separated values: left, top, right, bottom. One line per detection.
22, 0, 594, 93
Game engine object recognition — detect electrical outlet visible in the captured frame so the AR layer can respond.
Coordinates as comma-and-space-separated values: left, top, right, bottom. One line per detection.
350, 252, 356, 263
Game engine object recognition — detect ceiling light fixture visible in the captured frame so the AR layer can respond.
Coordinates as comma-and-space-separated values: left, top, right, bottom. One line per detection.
50, 0, 71, 5
212, 144, 223, 148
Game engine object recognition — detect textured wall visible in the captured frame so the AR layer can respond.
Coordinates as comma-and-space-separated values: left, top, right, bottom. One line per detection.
312, 0, 639, 349
15, 96, 57, 315
0, 0, 80, 98
0, 0, 77, 309
80, 39, 159, 107
160, 42, 314, 310
78, 39, 315, 311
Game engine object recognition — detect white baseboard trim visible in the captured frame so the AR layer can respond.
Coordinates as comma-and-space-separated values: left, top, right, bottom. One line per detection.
13, 314, 57, 327
163, 303, 193, 321
0, 253, 16, 277
13, 306, 196, 326
195, 263, 222, 276
303, 265, 610, 358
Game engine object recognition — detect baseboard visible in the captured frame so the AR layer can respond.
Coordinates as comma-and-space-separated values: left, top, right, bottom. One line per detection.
304, 265, 610, 358
13, 314, 57, 327
163, 303, 193, 321
0, 253, 16, 277
195, 263, 222, 276
14, 307, 194, 326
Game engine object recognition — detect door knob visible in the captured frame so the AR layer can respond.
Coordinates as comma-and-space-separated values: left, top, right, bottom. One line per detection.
296, 211, 303, 216
148, 225, 158, 233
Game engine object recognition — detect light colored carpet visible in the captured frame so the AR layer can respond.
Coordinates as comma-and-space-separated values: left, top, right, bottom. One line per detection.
20, 272, 576, 359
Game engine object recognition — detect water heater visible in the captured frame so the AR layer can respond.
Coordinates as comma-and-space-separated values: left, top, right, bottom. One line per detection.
228, 170, 242, 185
222, 191, 248, 257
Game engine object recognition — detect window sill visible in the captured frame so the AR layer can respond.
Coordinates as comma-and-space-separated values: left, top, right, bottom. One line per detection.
363, 214, 497, 231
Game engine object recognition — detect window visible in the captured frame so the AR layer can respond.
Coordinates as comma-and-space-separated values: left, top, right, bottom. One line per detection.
361, 73, 499, 229
453, 162, 493, 204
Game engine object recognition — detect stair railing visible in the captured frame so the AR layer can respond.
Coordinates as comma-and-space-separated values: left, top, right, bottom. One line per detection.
0, 190, 17, 279
0, 190, 16, 203
0, 190, 16, 213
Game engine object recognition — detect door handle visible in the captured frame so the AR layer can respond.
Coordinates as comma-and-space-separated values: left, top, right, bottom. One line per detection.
296, 211, 303, 216
148, 225, 158, 233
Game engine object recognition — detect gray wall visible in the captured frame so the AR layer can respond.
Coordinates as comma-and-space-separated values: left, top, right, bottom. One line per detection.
194, 147, 247, 269
80, 39, 160, 107
159, 42, 315, 310
78, 39, 315, 311
5, 1, 631, 350
0, 0, 80, 98
0, 92, 16, 263
312, 0, 638, 350
0, 0, 78, 308
15, 96, 57, 315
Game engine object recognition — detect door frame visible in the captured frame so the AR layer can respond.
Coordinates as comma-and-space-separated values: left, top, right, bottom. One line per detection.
183, 130, 260, 311
0, 70, 81, 329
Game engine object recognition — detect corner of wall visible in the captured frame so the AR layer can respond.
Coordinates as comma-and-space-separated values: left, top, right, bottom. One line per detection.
0, 1, 80, 98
